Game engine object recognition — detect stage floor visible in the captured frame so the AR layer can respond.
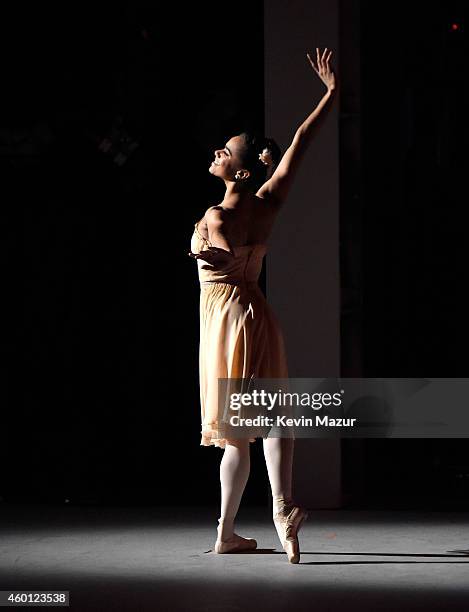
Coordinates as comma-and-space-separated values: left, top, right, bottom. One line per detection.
1, 503, 468, 611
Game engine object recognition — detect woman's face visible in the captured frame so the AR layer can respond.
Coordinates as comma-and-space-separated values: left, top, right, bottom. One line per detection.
209, 135, 249, 182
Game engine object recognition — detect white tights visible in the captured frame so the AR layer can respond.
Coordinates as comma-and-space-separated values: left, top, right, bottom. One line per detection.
217, 437, 294, 541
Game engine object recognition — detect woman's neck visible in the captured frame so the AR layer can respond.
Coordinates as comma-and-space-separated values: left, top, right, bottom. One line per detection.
222, 182, 253, 209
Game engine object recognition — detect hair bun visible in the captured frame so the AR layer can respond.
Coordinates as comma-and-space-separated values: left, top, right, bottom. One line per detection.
237, 131, 281, 185
258, 149, 274, 167
259, 137, 281, 167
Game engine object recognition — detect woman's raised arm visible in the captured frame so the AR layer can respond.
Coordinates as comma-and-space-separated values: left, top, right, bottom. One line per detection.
256, 47, 337, 207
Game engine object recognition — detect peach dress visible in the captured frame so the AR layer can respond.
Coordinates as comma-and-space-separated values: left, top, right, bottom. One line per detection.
191, 220, 289, 449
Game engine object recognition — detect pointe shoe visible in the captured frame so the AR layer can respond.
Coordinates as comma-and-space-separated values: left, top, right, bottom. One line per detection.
273, 503, 308, 564
214, 532, 258, 554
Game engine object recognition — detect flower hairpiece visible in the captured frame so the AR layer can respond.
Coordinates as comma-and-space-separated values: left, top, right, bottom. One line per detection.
258, 149, 274, 166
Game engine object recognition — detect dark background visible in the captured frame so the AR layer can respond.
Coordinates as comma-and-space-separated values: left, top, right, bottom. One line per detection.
0, 1, 468, 508
354, 0, 469, 509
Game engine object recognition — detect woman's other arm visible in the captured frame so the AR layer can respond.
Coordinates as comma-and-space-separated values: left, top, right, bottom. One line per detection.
188, 207, 235, 268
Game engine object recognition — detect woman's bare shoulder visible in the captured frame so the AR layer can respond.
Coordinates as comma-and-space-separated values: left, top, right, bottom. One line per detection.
197, 204, 220, 223
205, 204, 229, 221
206, 204, 225, 214
195, 205, 224, 237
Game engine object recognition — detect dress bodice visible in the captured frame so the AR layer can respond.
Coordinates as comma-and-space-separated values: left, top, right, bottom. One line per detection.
191, 222, 267, 286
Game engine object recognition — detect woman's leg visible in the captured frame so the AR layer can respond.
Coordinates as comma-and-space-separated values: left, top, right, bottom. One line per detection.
263, 436, 308, 563
262, 437, 294, 514
217, 438, 251, 541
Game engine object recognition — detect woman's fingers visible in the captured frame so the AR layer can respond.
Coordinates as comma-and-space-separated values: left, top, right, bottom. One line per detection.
308, 47, 335, 91
188, 250, 211, 260
188, 251, 209, 260
204, 247, 226, 257
311, 48, 334, 74
189, 247, 232, 262
306, 52, 319, 73
312, 47, 333, 70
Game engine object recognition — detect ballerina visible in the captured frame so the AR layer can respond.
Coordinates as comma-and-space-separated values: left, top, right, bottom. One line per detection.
189, 47, 337, 563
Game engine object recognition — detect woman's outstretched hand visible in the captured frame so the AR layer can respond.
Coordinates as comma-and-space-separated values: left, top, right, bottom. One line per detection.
188, 247, 234, 270
306, 47, 336, 92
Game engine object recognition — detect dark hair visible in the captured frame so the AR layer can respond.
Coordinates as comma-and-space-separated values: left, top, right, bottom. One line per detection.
237, 131, 281, 191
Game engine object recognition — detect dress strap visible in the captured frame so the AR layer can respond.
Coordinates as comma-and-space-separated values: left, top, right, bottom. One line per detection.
194, 221, 212, 246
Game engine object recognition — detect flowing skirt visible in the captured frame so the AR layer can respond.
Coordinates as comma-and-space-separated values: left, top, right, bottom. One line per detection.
199, 281, 289, 449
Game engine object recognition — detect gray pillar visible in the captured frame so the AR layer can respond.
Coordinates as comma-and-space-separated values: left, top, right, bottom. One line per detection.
264, 0, 341, 508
